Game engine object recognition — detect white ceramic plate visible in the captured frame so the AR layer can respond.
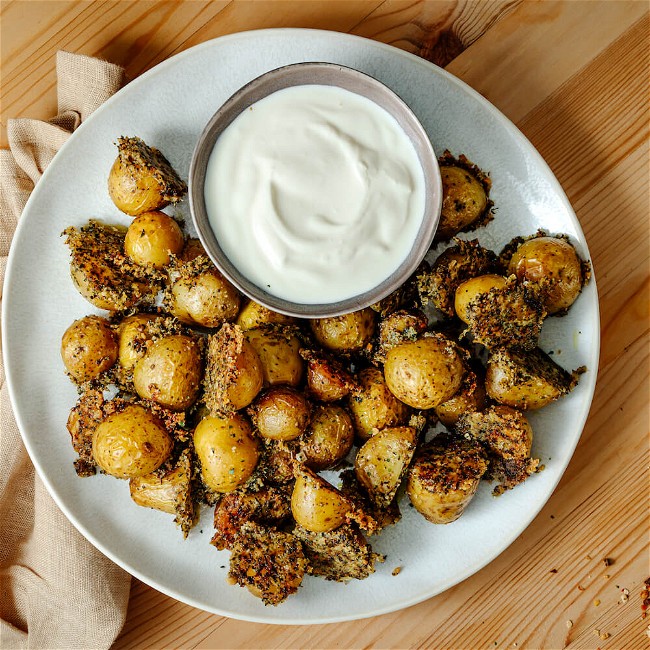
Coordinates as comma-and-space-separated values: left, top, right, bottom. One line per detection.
3, 29, 599, 624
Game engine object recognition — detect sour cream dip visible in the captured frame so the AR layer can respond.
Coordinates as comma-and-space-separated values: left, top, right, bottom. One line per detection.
204, 84, 426, 304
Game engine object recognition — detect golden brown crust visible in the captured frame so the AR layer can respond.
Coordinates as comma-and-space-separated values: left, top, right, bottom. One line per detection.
116, 136, 187, 205
211, 484, 292, 550
63, 220, 158, 311
417, 239, 498, 317
456, 405, 541, 494
293, 522, 382, 582
463, 277, 546, 350
228, 521, 307, 605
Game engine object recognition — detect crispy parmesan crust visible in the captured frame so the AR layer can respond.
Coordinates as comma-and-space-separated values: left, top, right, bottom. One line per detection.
228, 522, 307, 605
211, 484, 292, 550
293, 522, 382, 582
464, 278, 546, 350
456, 406, 541, 494
63, 220, 159, 310
203, 323, 244, 414
116, 136, 187, 204
417, 239, 498, 317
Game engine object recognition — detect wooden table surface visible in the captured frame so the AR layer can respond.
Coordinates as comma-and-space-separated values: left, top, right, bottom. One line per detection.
2, 1, 648, 648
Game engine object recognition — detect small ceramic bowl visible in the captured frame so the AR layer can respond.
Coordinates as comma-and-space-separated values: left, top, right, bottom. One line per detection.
189, 62, 441, 318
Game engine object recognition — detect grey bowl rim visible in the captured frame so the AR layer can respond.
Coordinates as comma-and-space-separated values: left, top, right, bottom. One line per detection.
188, 61, 442, 318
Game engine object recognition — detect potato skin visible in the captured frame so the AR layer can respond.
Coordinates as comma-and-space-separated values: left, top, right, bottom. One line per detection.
508, 236, 584, 314
485, 346, 577, 410
133, 335, 202, 410
300, 404, 355, 471
108, 136, 186, 216
244, 328, 303, 387
434, 369, 486, 426
92, 405, 172, 479
407, 435, 488, 524
291, 466, 350, 533
169, 268, 240, 328
354, 426, 416, 508
194, 414, 259, 492
348, 367, 411, 441
249, 387, 311, 441
454, 274, 507, 324
203, 325, 264, 413
384, 335, 464, 409
61, 315, 118, 383
124, 211, 184, 268
437, 165, 489, 240
311, 308, 376, 352
116, 313, 157, 373
236, 301, 297, 330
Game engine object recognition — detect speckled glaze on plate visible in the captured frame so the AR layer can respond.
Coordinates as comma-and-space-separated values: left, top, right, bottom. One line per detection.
2, 28, 599, 624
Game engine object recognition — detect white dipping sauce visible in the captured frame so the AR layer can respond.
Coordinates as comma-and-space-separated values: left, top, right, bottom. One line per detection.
204, 84, 426, 304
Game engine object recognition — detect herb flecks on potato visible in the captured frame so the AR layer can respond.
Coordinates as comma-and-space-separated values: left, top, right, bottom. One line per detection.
436, 150, 494, 241
108, 135, 187, 216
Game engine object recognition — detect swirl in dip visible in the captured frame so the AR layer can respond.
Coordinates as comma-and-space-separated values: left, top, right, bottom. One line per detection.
204, 84, 426, 304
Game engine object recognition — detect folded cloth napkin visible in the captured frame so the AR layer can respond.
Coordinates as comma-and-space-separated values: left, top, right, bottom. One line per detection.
0, 51, 131, 650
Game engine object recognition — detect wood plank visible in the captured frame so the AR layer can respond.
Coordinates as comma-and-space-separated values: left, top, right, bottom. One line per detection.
446, 0, 649, 123
350, 0, 522, 66
0, 0, 523, 148
0, 0, 382, 147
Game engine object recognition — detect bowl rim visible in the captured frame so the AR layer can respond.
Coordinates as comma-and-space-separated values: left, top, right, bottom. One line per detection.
189, 61, 442, 318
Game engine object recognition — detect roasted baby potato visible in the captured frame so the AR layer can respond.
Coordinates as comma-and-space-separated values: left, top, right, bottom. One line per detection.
291, 465, 350, 533
454, 274, 507, 324
248, 386, 311, 441
417, 239, 498, 317
124, 211, 184, 269
384, 334, 465, 409
300, 348, 357, 402
92, 404, 172, 479
194, 413, 259, 492
129, 448, 194, 536
244, 327, 303, 387
456, 405, 540, 493
133, 334, 202, 410
108, 136, 187, 216
348, 367, 411, 441
311, 308, 376, 353
407, 434, 488, 524
507, 235, 586, 314
169, 269, 240, 328
375, 309, 428, 364
116, 313, 157, 374
204, 324, 264, 413
300, 404, 355, 471
354, 426, 416, 508
211, 484, 292, 550
61, 315, 118, 383
462, 279, 546, 350
236, 300, 297, 330
64, 221, 154, 311
228, 521, 307, 606
434, 367, 486, 426
436, 151, 492, 241
486, 346, 580, 409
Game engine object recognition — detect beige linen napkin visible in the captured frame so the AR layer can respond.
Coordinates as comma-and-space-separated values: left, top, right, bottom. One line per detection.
0, 51, 131, 650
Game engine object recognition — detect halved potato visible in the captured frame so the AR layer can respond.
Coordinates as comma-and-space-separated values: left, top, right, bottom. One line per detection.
291, 466, 350, 533
354, 426, 416, 508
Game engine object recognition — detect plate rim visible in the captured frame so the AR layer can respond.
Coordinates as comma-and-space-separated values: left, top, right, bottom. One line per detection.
2, 27, 601, 625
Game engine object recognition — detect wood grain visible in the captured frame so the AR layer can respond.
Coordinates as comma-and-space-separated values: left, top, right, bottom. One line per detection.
1, 1, 647, 648
0, 0, 523, 147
